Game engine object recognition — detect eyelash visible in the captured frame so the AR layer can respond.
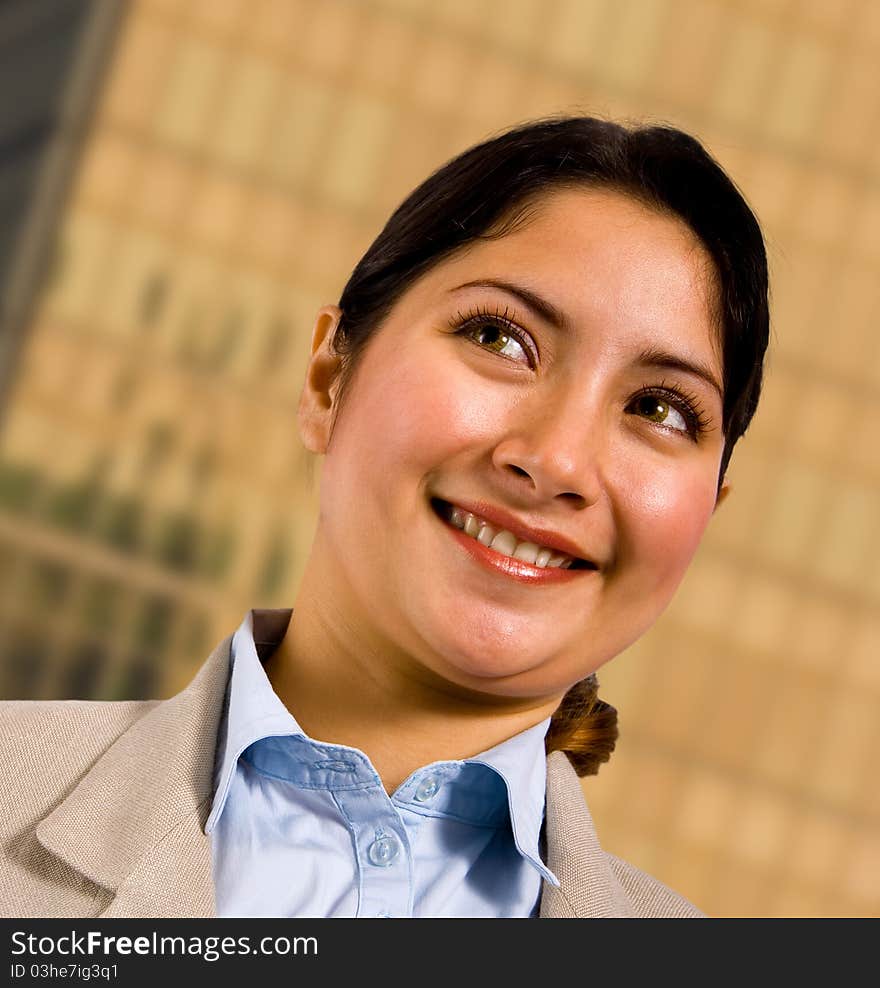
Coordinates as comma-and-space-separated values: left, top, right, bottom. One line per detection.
628, 382, 712, 440
450, 306, 712, 441
448, 304, 538, 367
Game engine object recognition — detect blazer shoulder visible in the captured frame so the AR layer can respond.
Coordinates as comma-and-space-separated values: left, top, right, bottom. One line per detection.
0, 699, 159, 828
606, 852, 706, 918
1, 697, 157, 751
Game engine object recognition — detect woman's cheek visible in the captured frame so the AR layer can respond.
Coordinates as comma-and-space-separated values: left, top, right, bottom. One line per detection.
381, 365, 510, 461
624, 465, 718, 584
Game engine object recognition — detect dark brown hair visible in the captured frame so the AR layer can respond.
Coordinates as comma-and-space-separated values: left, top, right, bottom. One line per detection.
328, 116, 769, 775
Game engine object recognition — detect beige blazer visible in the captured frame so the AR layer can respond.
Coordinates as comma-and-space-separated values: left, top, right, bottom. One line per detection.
0, 615, 702, 919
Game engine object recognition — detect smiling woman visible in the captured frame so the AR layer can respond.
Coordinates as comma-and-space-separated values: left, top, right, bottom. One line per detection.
0, 117, 769, 919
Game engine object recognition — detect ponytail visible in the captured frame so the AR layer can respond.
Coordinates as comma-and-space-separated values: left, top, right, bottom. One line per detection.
545, 675, 618, 776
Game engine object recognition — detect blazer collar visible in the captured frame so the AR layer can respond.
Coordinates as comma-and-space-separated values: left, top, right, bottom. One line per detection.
540, 751, 637, 918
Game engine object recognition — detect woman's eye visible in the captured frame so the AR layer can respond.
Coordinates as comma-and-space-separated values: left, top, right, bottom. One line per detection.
467, 322, 531, 364
630, 393, 690, 433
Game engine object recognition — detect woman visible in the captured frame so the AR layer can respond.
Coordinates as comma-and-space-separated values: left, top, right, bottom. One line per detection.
0, 116, 768, 918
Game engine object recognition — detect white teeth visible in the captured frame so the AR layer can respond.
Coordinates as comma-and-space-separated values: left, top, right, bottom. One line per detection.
477, 523, 496, 546
489, 531, 518, 556
512, 542, 541, 564
442, 502, 578, 569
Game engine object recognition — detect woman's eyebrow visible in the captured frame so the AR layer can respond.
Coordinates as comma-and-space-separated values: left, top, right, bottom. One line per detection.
635, 345, 723, 399
450, 278, 569, 330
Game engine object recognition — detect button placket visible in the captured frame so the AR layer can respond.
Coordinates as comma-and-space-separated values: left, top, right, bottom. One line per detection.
332, 786, 413, 919
357, 821, 410, 918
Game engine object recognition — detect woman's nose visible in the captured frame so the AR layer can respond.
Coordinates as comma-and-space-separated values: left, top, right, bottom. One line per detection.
490, 405, 604, 508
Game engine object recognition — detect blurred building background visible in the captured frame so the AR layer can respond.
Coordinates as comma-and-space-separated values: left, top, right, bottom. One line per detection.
0, 0, 877, 917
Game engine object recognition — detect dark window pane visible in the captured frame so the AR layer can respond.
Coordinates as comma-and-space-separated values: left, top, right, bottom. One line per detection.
79, 576, 122, 634
98, 492, 143, 553
181, 611, 211, 660
28, 558, 72, 609
0, 459, 43, 514
59, 640, 105, 698
154, 510, 200, 571
132, 594, 174, 652
0, 632, 49, 697
111, 652, 159, 700
43, 478, 102, 533
200, 524, 236, 582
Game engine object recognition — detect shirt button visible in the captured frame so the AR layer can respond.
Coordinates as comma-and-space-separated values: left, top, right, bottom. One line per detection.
367, 834, 400, 867
414, 776, 440, 802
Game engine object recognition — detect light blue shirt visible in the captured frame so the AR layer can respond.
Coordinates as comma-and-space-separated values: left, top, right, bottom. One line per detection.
207, 611, 560, 917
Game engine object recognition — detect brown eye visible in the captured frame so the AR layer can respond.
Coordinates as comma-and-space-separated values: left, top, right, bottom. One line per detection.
466, 321, 531, 364
630, 393, 689, 432
635, 395, 669, 422
474, 325, 507, 348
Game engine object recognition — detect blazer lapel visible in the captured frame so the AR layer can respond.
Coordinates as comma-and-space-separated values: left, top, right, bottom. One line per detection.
100, 802, 215, 918
35, 636, 235, 918
540, 751, 636, 918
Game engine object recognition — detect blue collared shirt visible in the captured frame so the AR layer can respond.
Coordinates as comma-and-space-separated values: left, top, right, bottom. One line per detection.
207, 611, 559, 917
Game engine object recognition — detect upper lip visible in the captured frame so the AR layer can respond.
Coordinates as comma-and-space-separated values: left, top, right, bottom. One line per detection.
435, 496, 598, 567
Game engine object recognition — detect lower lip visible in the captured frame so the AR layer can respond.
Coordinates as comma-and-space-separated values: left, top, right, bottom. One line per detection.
437, 512, 593, 585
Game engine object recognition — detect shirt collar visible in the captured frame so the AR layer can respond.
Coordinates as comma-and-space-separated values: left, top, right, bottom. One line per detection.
206, 609, 559, 886
467, 720, 559, 885
205, 609, 302, 833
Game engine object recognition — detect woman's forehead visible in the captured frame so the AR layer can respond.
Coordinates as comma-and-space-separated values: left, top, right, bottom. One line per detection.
408, 188, 723, 369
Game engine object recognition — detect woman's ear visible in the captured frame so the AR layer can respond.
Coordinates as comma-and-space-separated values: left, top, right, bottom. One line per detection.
298, 305, 344, 455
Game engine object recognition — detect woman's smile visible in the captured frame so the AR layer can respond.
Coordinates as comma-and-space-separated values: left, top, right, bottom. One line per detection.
431, 498, 596, 586
429, 497, 599, 584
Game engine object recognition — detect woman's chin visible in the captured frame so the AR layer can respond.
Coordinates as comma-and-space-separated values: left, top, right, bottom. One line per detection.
413, 612, 569, 697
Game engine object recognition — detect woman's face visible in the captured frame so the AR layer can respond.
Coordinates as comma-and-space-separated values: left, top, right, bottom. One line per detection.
301, 188, 728, 704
